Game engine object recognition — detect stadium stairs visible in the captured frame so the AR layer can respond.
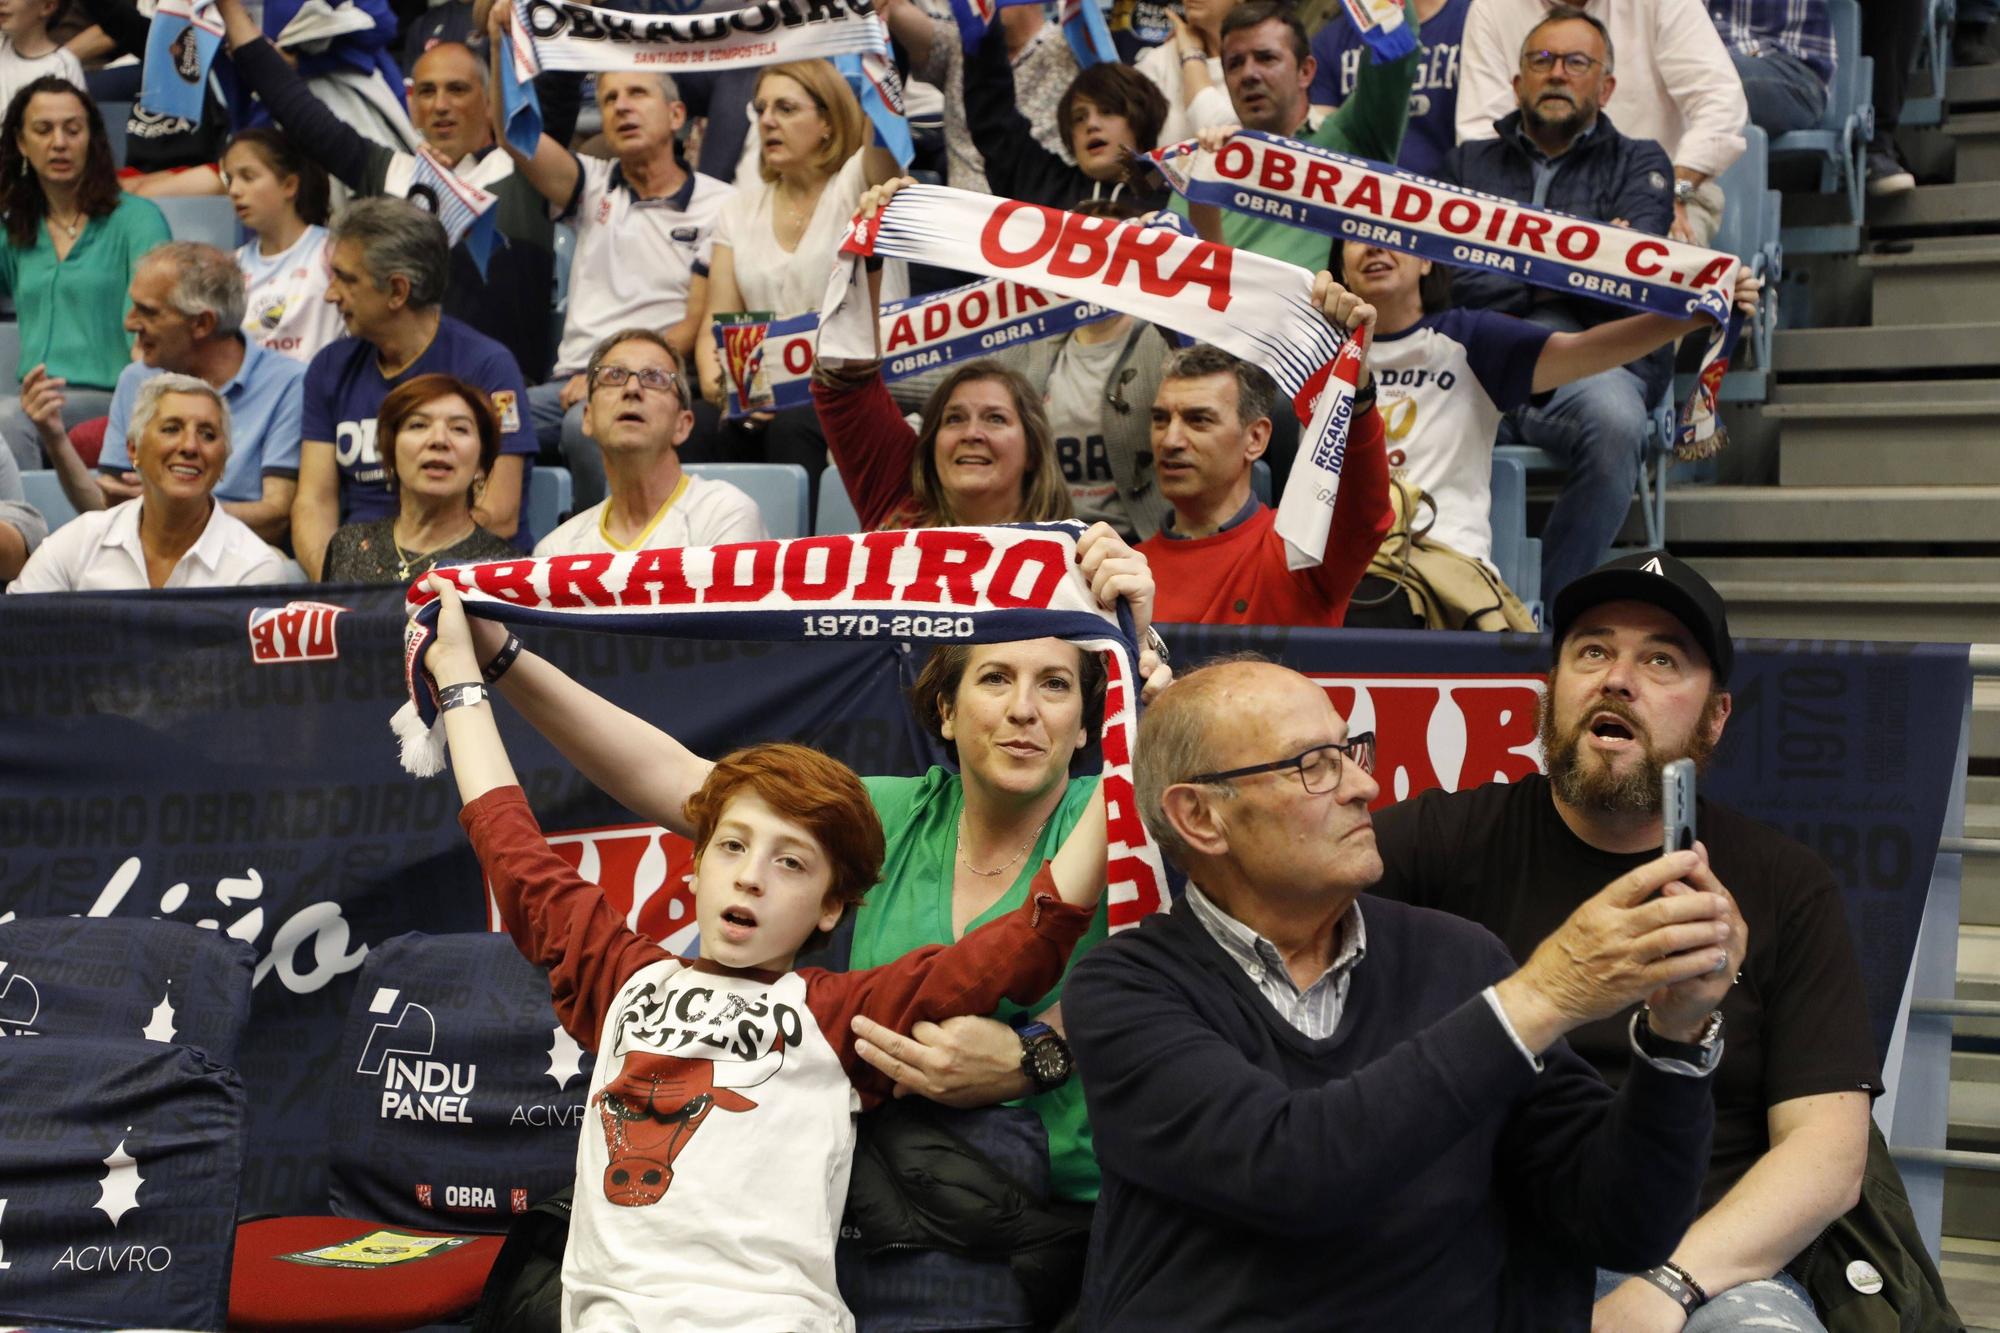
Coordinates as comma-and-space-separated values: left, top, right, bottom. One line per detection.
1616, 62, 2000, 1323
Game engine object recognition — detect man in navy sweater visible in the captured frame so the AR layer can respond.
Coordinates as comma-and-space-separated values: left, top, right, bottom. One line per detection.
1067, 659, 1743, 1330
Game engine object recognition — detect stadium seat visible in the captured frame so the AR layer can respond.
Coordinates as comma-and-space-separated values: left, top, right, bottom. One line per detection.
553, 222, 575, 312
818, 464, 862, 534
526, 464, 572, 540
1497, 388, 1676, 555
1772, 0, 1874, 254
98, 101, 130, 170
0, 321, 19, 388
19, 468, 75, 531
1487, 453, 1539, 612
1903, 0, 1954, 126
0, 1037, 246, 1332
684, 461, 811, 539
227, 932, 593, 1330
0, 915, 255, 1065
155, 195, 242, 250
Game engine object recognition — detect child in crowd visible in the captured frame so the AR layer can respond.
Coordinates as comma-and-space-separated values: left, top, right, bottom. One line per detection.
421, 573, 1110, 1330
222, 128, 345, 366
0, 0, 80, 121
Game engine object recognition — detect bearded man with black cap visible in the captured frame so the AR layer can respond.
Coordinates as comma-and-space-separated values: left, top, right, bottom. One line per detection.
1372, 549, 1881, 1333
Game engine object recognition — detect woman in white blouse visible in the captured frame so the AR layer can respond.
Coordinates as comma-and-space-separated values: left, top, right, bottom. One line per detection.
694, 59, 898, 505
1134, 0, 1243, 148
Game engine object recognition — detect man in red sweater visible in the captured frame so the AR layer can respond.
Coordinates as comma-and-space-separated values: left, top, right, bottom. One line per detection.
1137, 278, 1391, 627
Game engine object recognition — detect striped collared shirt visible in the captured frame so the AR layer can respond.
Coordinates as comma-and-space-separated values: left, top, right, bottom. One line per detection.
1707, 0, 1837, 87
1182, 883, 1368, 1039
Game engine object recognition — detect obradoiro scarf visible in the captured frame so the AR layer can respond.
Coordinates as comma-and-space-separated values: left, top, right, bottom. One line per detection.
1152, 129, 1748, 458
391, 523, 1170, 932
819, 184, 1368, 572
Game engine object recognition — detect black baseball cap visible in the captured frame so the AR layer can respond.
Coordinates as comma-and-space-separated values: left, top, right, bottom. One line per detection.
1549, 551, 1734, 685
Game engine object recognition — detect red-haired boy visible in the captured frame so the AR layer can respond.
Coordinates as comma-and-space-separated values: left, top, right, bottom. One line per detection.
421, 576, 1110, 1330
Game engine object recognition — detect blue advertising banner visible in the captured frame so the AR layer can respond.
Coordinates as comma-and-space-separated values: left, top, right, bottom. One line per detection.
0, 593, 1970, 1215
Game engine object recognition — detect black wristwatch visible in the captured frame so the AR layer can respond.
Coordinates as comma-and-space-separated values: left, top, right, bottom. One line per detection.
1632, 1007, 1725, 1071
1014, 1020, 1074, 1092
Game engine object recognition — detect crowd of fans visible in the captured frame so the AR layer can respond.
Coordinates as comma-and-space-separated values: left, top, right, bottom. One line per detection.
0, 0, 1965, 1325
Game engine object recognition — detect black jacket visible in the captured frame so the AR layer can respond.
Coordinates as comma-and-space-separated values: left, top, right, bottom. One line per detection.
1440, 111, 1677, 402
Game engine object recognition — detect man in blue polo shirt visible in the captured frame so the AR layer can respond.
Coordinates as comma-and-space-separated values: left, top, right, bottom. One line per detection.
85, 242, 304, 545
292, 198, 537, 579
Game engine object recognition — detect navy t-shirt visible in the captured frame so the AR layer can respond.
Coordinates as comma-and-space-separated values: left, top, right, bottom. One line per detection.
1311, 0, 1467, 179
301, 316, 535, 527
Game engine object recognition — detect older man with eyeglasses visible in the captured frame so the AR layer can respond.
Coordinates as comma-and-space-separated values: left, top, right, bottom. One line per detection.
532, 329, 765, 558
1064, 656, 1737, 1330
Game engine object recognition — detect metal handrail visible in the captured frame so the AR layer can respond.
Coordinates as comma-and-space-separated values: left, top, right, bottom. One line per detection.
1893, 1147, 2000, 1172
1911, 998, 2000, 1017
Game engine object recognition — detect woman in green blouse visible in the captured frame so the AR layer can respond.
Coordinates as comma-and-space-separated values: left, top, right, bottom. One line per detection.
0, 77, 170, 472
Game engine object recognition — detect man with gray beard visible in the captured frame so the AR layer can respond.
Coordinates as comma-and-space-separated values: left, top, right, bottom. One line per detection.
1371, 550, 1881, 1333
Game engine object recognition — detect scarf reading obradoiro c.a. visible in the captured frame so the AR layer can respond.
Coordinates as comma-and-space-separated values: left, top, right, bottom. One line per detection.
391, 523, 1169, 931
819, 184, 1368, 573
1152, 130, 1748, 458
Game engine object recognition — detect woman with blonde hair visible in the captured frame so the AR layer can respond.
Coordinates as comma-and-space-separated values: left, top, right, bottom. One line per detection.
694, 59, 899, 511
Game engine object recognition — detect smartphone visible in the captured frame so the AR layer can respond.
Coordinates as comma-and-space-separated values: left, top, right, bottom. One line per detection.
1661, 758, 1697, 855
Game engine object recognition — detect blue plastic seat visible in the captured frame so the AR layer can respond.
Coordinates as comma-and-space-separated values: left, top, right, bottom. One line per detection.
1771, 0, 1874, 254
526, 464, 572, 541
19, 468, 76, 531
1683, 125, 1779, 405
683, 461, 810, 539
1486, 453, 1538, 610
0, 320, 19, 389
97, 101, 131, 170
155, 195, 242, 250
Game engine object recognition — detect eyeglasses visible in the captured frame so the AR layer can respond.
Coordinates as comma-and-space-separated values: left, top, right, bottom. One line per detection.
1522, 49, 1605, 75
1183, 732, 1376, 795
592, 363, 686, 400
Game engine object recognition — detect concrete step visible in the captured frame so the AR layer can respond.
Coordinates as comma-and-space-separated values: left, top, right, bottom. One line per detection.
1682, 554, 2000, 641
1766, 388, 2000, 485
1939, 1237, 2000, 1329
1774, 322, 2000, 377
1944, 113, 2000, 182
1664, 484, 2000, 547
1950, 63, 2000, 111
1858, 238, 2000, 325
1868, 181, 2000, 235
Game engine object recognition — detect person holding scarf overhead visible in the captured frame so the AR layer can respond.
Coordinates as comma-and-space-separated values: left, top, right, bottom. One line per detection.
694, 59, 899, 516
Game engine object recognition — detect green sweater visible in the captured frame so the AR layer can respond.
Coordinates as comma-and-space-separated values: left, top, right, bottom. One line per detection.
852, 768, 1108, 1202
1175, 0, 1421, 270
0, 193, 170, 390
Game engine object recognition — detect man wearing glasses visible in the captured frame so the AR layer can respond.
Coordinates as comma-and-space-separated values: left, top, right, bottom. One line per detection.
1437, 6, 1685, 600
1454, 0, 1746, 244
1372, 553, 1880, 1333
533, 330, 766, 558
1066, 655, 1736, 1329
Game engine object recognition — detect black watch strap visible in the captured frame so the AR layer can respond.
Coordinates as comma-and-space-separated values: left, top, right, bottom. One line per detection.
1639, 1261, 1708, 1313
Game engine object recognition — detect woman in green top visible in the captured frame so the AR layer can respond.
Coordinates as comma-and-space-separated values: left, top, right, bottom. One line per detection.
457, 524, 1168, 1206
0, 77, 171, 473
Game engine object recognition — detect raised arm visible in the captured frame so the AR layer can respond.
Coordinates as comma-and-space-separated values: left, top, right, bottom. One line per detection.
221, 0, 384, 190
20, 367, 107, 517
1312, 0, 1419, 164
1301, 272, 1391, 605
486, 2, 583, 209
961, 21, 1074, 206
1533, 268, 1762, 393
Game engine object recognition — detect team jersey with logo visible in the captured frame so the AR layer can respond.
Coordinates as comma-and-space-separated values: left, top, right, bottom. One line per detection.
1310, 0, 1469, 179
1366, 308, 1550, 564
554, 159, 733, 377
301, 316, 535, 526
236, 226, 345, 365
1044, 333, 1130, 534
459, 787, 1093, 1333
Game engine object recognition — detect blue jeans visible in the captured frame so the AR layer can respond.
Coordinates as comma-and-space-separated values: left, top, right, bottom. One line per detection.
527, 378, 607, 514
1495, 314, 1648, 599
1595, 1268, 1825, 1332
1731, 48, 1829, 137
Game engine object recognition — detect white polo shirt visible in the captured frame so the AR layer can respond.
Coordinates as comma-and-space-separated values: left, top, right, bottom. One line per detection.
8, 498, 286, 593
533, 473, 767, 557
554, 158, 734, 376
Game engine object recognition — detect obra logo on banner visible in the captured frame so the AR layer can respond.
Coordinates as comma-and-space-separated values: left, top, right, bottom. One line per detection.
247, 600, 349, 665
1312, 675, 1549, 801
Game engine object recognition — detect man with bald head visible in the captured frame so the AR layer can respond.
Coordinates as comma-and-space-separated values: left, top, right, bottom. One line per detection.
1065, 657, 1740, 1330
218, 0, 576, 384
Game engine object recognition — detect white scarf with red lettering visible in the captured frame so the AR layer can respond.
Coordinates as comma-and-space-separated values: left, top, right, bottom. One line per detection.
818, 184, 1367, 572
390, 523, 1169, 931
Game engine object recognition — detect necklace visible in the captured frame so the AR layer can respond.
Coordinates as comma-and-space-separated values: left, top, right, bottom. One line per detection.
391, 518, 474, 581
957, 807, 1055, 878
47, 210, 82, 240
777, 179, 821, 234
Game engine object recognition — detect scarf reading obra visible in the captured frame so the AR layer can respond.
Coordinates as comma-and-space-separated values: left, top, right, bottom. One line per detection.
1152, 130, 1748, 458
391, 523, 1168, 930
820, 184, 1367, 571
714, 275, 1107, 417
500, 0, 909, 164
